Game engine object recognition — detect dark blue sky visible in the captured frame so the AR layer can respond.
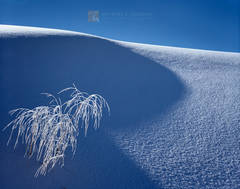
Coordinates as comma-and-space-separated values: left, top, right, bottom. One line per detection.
0, 0, 239, 52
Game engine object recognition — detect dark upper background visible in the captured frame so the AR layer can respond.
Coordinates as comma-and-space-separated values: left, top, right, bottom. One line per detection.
0, 0, 239, 52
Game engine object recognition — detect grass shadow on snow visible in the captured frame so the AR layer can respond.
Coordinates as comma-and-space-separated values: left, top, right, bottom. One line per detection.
0, 35, 185, 189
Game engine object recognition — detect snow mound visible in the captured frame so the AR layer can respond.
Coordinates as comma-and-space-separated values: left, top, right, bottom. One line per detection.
0, 25, 240, 189
0, 24, 97, 38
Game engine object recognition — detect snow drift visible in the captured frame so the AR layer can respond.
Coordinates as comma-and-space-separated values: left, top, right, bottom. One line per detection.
0, 25, 240, 189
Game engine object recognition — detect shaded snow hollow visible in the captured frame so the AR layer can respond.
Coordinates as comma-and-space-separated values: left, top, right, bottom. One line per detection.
0, 25, 240, 189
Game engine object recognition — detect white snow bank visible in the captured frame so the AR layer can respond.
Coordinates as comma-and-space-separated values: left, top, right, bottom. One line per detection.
0, 24, 96, 38
0, 25, 240, 189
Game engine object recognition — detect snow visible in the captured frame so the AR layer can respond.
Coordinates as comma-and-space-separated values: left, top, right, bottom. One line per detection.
0, 25, 240, 189
0, 24, 97, 38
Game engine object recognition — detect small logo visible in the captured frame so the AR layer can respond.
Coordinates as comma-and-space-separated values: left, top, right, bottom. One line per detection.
88, 10, 100, 22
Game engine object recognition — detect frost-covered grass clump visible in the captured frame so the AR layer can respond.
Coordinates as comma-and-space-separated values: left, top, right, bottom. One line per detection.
3, 85, 110, 177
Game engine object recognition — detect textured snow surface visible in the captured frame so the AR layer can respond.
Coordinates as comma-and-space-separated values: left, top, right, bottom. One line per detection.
0, 25, 240, 189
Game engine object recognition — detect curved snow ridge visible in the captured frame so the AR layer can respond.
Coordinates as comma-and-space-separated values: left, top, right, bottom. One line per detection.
115, 39, 240, 55
114, 40, 240, 70
1, 24, 240, 189
1, 24, 239, 59
0, 25, 98, 38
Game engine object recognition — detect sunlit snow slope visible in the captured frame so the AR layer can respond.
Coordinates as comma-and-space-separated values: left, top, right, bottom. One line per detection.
0, 25, 240, 189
